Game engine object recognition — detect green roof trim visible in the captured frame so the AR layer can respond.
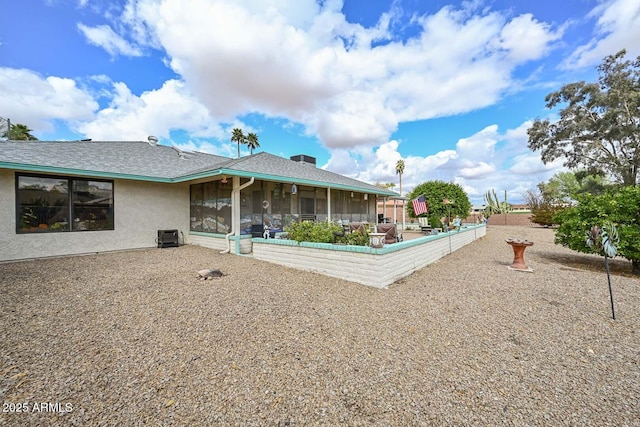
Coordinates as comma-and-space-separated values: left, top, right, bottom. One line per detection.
0, 161, 174, 182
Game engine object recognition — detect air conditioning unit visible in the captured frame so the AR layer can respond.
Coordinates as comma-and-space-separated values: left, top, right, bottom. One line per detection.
157, 229, 179, 248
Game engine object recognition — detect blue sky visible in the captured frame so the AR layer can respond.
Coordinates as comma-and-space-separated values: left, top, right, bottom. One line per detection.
1, 0, 639, 204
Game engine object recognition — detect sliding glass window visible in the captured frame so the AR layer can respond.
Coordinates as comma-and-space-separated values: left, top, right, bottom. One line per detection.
16, 174, 114, 233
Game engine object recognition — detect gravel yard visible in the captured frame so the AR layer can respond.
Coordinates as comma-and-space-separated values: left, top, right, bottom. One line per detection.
1, 225, 639, 426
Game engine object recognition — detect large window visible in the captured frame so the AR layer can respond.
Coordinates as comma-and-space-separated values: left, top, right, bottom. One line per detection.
190, 181, 232, 233
17, 174, 114, 233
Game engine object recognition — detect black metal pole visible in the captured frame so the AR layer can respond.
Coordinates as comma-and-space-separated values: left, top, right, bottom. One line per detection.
605, 254, 616, 320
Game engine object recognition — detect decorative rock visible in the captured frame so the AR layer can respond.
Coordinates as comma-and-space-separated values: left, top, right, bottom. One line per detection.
196, 269, 225, 280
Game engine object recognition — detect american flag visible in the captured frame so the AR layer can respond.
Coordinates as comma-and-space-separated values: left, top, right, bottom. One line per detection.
412, 194, 428, 216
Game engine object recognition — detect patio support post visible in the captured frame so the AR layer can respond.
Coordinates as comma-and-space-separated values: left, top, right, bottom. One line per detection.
327, 187, 331, 223
393, 199, 397, 224
221, 176, 254, 254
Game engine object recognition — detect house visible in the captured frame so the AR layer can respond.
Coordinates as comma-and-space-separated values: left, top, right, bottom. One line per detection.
0, 140, 398, 262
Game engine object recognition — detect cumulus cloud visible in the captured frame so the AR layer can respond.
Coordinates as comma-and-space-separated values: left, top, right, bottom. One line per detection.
0, 67, 98, 134
563, 0, 640, 68
102, 0, 562, 149
498, 14, 563, 62
76, 79, 223, 141
322, 121, 565, 204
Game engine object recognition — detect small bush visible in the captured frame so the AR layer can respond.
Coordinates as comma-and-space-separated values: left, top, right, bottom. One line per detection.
339, 229, 369, 246
285, 221, 342, 244
285, 221, 370, 246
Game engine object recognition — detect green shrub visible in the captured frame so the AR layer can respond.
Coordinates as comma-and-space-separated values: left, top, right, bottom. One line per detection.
340, 229, 369, 246
284, 221, 369, 246
428, 215, 442, 229
554, 186, 640, 275
530, 205, 566, 226
285, 221, 342, 244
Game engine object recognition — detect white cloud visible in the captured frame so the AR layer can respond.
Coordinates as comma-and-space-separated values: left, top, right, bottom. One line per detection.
0, 67, 98, 134
458, 162, 496, 179
498, 14, 563, 62
563, 0, 640, 68
76, 79, 223, 141
455, 125, 499, 159
77, 23, 143, 57
322, 121, 566, 204
509, 153, 564, 175
107, 0, 563, 149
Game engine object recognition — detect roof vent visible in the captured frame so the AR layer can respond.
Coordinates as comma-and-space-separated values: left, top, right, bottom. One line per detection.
290, 154, 316, 166
147, 135, 158, 146
172, 145, 191, 159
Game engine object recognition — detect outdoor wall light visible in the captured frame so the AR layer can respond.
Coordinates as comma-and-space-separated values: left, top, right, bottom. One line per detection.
221, 175, 228, 184
351, 192, 354, 197
291, 184, 297, 195
364, 194, 368, 200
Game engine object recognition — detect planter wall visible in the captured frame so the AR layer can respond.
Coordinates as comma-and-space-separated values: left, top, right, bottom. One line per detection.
252, 224, 486, 288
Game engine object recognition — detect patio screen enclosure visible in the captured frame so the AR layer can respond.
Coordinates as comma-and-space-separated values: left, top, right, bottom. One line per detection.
189, 179, 376, 234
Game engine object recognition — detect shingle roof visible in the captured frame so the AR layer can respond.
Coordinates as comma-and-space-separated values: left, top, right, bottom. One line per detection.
212, 152, 389, 194
0, 140, 397, 195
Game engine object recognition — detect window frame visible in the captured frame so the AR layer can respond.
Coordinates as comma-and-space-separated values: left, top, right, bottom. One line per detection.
15, 173, 115, 234
189, 180, 233, 234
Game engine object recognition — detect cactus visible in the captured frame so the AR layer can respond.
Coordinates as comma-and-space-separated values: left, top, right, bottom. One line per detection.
483, 189, 512, 217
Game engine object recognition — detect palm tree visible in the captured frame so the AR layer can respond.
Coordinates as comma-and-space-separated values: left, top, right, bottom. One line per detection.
395, 159, 405, 196
231, 128, 245, 158
1, 121, 38, 140
246, 132, 260, 155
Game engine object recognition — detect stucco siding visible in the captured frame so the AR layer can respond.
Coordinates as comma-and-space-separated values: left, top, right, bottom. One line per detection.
0, 171, 190, 262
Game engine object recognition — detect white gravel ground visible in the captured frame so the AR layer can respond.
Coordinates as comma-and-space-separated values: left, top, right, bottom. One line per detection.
1, 225, 639, 426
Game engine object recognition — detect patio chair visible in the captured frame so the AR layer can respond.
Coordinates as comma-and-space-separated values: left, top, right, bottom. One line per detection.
349, 222, 366, 234
418, 217, 431, 234
376, 223, 402, 244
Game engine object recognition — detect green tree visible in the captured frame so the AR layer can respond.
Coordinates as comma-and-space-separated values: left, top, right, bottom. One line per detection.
526, 170, 612, 227
395, 159, 405, 196
406, 180, 471, 221
554, 186, 640, 275
246, 132, 260, 155
527, 49, 640, 186
574, 169, 610, 197
231, 128, 246, 158
539, 172, 579, 203
1, 121, 38, 140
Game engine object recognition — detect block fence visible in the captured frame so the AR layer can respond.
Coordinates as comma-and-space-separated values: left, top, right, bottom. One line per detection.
252, 224, 486, 288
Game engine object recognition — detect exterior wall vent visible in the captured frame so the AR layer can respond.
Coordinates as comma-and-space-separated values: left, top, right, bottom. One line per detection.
290, 154, 316, 166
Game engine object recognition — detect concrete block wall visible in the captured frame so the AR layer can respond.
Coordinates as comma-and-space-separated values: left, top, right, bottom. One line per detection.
189, 233, 253, 254
188, 233, 227, 251
252, 225, 486, 288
